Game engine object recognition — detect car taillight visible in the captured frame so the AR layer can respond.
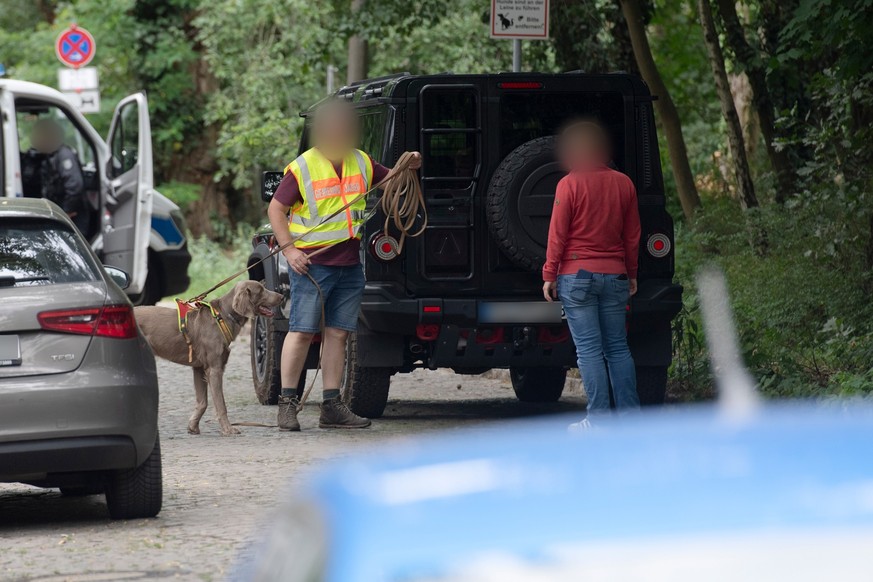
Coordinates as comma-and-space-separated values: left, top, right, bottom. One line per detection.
646, 233, 671, 258
38, 305, 137, 339
370, 233, 400, 262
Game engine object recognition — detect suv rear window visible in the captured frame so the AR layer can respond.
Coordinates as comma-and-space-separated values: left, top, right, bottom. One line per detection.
0, 219, 100, 286
420, 89, 479, 182
500, 92, 625, 169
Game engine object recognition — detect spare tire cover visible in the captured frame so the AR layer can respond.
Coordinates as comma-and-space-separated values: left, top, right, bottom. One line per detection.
486, 136, 564, 271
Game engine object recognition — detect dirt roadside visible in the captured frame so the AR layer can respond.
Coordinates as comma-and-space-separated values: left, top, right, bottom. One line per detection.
0, 326, 584, 581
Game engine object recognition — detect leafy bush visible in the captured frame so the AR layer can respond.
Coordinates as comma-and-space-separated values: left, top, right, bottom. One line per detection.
671, 197, 873, 401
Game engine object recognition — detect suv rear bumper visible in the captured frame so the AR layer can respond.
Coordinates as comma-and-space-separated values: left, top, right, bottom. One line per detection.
359, 281, 683, 334
357, 281, 682, 369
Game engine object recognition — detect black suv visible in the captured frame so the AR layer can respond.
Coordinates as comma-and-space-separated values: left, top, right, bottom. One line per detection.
248, 72, 682, 418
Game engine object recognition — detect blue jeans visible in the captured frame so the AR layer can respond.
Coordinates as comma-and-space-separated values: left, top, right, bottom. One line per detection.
289, 264, 365, 333
558, 270, 639, 416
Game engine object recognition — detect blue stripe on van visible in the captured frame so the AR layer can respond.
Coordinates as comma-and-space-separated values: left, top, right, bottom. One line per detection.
151, 215, 184, 245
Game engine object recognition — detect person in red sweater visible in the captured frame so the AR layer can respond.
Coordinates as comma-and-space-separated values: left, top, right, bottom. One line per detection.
543, 121, 641, 429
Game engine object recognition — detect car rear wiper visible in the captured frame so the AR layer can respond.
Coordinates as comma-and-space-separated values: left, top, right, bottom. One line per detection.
0, 276, 51, 287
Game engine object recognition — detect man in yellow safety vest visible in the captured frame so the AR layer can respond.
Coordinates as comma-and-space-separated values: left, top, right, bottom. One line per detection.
267, 100, 421, 431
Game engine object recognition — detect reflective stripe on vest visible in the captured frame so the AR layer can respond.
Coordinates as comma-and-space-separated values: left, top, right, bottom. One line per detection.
284, 148, 373, 248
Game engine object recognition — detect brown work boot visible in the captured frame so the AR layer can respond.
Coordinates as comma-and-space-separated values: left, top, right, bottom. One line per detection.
319, 398, 372, 429
277, 395, 301, 432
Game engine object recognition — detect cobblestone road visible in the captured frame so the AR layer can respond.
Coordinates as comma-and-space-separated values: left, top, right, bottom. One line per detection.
0, 325, 584, 581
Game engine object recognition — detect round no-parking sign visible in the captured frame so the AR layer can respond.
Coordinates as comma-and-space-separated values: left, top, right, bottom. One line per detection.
55, 25, 96, 69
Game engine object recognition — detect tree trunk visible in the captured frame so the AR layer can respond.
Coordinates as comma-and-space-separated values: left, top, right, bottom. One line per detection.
698, 0, 758, 210
610, 0, 640, 75
34, 0, 56, 24
347, 0, 368, 84
620, 0, 701, 220
715, 0, 795, 204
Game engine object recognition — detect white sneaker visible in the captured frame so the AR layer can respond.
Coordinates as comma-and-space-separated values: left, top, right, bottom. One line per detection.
568, 418, 592, 433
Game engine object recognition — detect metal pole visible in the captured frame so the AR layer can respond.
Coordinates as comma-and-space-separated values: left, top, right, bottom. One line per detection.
512, 39, 522, 72
327, 65, 337, 94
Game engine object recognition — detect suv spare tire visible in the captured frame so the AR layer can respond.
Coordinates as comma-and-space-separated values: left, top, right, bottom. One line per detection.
486, 136, 564, 271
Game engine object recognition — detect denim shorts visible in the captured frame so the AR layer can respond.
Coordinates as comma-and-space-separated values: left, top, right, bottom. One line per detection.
289, 264, 365, 333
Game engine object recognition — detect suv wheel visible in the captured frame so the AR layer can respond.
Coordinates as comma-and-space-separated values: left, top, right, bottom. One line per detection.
104, 433, 162, 520
251, 312, 305, 405
486, 136, 564, 270
342, 333, 391, 418
636, 366, 668, 405
510, 367, 567, 402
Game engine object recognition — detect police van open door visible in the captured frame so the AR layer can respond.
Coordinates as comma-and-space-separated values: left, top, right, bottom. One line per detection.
104, 93, 153, 295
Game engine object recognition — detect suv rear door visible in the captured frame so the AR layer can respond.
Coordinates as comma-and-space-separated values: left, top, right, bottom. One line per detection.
104, 93, 154, 294
404, 74, 637, 300
405, 79, 484, 296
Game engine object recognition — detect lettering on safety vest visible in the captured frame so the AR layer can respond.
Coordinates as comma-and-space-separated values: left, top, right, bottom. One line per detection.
313, 180, 363, 200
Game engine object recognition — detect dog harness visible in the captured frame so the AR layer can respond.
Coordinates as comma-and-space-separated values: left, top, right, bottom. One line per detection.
175, 299, 235, 363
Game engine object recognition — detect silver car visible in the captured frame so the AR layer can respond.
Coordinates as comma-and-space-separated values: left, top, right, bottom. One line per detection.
0, 198, 161, 519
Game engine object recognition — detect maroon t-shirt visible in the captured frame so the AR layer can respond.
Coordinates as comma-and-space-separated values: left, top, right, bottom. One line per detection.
274, 154, 390, 266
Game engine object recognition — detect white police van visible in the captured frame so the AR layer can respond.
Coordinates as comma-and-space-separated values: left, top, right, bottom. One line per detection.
0, 79, 190, 304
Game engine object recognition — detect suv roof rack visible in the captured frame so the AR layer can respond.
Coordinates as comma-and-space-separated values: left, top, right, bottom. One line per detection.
335, 72, 411, 101
346, 72, 411, 88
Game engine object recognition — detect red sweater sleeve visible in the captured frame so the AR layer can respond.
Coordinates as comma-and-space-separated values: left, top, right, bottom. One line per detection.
622, 180, 641, 279
543, 178, 574, 282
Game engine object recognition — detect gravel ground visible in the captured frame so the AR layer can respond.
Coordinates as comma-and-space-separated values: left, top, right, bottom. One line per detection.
0, 324, 584, 582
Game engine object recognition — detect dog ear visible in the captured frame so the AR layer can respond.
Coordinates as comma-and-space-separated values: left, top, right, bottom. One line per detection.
232, 284, 255, 318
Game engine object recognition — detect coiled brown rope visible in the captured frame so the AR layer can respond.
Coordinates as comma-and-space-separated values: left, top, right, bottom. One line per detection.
377, 151, 427, 254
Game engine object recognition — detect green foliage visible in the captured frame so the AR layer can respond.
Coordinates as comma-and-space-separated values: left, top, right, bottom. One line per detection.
131, 0, 203, 176
157, 181, 200, 213
367, 0, 522, 75
673, 198, 873, 400
174, 227, 253, 301
195, 0, 344, 189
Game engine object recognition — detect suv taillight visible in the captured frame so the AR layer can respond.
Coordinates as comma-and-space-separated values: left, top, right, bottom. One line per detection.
38, 305, 138, 339
498, 82, 544, 89
646, 233, 671, 258
370, 233, 400, 262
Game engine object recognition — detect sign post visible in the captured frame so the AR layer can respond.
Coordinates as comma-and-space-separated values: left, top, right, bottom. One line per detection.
55, 25, 100, 113
490, 0, 550, 72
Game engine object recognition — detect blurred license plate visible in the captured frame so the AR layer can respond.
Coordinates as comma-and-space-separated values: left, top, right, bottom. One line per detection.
479, 302, 564, 324
0, 335, 22, 367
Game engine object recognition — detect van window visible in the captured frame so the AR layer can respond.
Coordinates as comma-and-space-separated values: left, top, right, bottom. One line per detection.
110, 100, 140, 176
420, 89, 479, 181
499, 92, 626, 170
15, 102, 97, 172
